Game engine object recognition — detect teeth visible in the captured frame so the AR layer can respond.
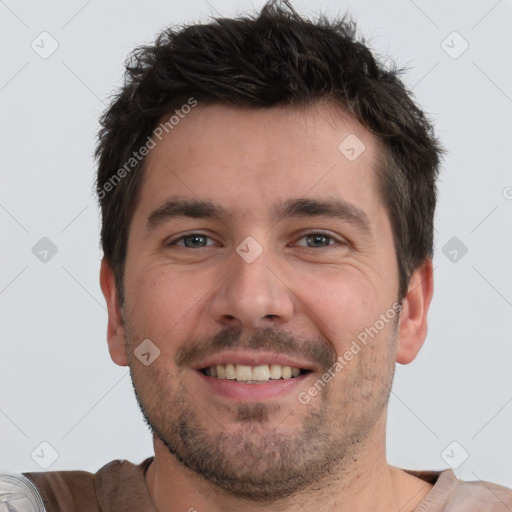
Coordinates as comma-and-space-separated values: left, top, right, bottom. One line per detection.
225, 363, 236, 380
203, 363, 304, 381
269, 364, 282, 379
281, 366, 292, 379
252, 365, 270, 380
236, 364, 252, 381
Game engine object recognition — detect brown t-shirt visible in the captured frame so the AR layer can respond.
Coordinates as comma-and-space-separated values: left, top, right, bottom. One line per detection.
22, 457, 512, 511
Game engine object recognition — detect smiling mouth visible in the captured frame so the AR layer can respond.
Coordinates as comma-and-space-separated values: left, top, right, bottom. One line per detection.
200, 363, 311, 382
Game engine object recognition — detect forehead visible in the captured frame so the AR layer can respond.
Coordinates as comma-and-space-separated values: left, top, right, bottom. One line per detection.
134, 102, 383, 224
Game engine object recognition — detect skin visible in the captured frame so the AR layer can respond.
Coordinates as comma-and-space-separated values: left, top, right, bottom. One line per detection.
100, 102, 434, 512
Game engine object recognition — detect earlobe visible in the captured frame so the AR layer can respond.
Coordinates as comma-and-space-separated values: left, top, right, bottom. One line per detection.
99, 258, 129, 366
396, 259, 434, 365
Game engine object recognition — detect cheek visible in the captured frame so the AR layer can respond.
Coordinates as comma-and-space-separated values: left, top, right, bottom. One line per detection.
291, 264, 383, 349
124, 262, 216, 347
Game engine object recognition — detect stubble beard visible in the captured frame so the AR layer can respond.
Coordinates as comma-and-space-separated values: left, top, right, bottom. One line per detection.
126, 322, 398, 502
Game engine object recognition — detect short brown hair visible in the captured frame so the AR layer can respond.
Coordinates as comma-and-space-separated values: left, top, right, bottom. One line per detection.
95, 0, 443, 306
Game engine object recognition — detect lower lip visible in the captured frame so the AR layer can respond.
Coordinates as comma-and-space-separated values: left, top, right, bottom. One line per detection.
196, 371, 310, 400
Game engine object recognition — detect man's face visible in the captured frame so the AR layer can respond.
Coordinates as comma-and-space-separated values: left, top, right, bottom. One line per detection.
108, 103, 407, 499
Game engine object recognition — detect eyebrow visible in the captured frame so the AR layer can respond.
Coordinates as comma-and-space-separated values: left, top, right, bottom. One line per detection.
145, 196, 371, 235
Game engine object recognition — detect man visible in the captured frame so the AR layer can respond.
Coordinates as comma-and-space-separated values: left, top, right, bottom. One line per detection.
4, 1, 511, 510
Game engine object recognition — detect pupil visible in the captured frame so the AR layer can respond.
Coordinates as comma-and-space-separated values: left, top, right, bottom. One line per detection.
308, 234, 329, 247
186, 235, 205, 248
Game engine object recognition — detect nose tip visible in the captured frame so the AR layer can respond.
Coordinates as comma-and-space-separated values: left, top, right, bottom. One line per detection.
209, 250, 294, 330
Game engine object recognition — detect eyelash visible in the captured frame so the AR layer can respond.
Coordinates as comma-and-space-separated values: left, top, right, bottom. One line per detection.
166, 231, 345, 249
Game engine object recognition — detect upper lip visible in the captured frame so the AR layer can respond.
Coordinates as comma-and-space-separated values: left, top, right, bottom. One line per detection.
191, 350, 316, 372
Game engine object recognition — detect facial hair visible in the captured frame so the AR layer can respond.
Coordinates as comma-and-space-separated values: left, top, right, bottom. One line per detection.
126, 320, 398, 502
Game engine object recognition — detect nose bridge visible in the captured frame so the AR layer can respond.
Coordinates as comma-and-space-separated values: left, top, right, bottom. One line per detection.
210, 237, 294, 328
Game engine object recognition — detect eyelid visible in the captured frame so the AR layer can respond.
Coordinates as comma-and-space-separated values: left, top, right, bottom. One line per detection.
165, 231, 219, 247
293, 229, 346, 247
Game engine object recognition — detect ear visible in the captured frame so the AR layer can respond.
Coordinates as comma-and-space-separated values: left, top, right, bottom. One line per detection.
99, 258, 128, 366
396, 259, 434, 365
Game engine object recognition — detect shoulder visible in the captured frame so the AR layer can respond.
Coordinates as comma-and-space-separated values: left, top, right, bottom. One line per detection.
19, 457, 154, 512
405, 468, 512, 511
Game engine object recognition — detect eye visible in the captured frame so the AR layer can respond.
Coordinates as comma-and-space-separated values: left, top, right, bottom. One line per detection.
167, 233, 216, 248
294, 232, 342, 248
166, 231, 344, 250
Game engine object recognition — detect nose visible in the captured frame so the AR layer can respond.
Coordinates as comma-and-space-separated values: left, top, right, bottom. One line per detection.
208, 242, 295, 330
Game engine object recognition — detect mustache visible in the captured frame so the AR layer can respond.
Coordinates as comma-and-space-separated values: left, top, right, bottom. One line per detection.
175, 326, 337, 371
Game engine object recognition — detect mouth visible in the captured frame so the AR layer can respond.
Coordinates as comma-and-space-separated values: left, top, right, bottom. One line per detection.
192, 351, 315, 401
200, 363, 311, 383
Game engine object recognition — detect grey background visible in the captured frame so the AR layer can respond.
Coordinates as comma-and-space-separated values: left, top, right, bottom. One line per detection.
1, 0, 511, 488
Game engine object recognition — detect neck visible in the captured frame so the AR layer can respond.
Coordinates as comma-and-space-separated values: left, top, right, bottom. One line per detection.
144, 417, 432, 512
